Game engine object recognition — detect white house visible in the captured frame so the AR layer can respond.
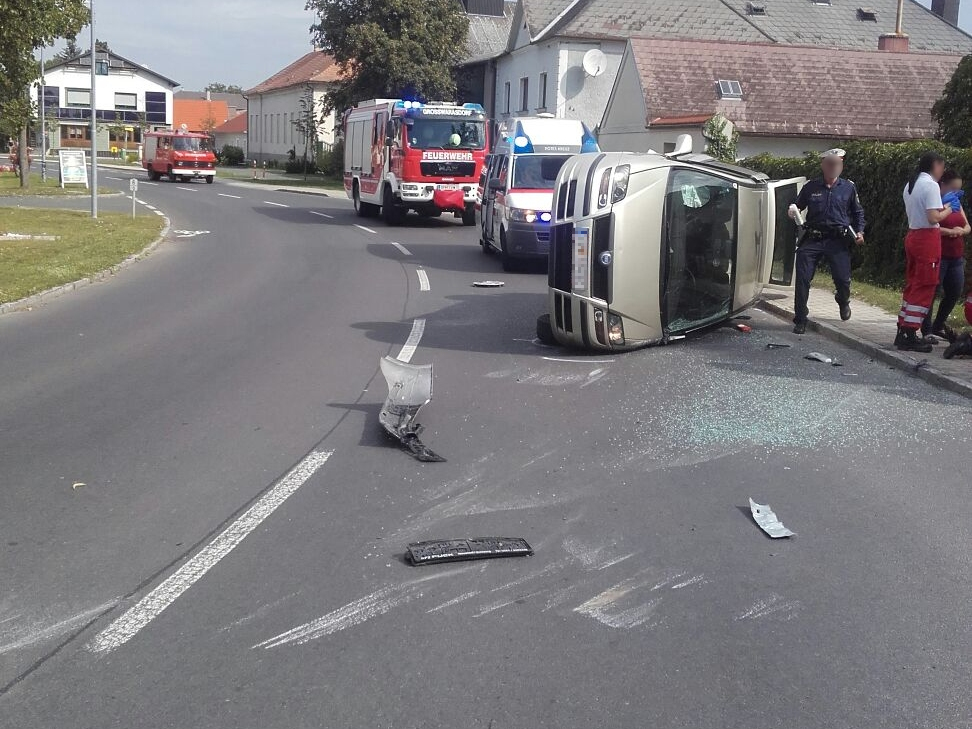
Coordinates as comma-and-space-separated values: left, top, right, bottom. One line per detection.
482, 0, 972, 148
245, 51, 342, 164
34, 50, 178, 156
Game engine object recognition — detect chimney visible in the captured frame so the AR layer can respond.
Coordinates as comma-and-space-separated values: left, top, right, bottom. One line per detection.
878, 33, 910, 51
931, 0, 961, 26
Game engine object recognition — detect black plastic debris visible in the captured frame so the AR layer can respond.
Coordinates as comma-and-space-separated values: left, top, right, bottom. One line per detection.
406, 537, 534, 565
766, 343, 791, 349
749, 499, 795, 539
379, 356, 445, 463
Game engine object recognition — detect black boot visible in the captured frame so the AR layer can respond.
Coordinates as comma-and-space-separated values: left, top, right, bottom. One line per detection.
838, 302, 852, 321
793, 321, 806, 335
896, 328, 933, 353
944, 332, 972, 359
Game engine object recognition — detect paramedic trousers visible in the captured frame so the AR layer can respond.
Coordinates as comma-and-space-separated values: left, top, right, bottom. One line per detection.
793, 237, 851, 325
921, 256, 964, 334
899, 228, 942, 331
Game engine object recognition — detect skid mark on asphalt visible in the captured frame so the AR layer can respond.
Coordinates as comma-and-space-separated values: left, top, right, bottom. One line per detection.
735, 594, 801, 622
221, 592, 300, 632
88, 451, 333, 653
485, 363, 613, 387
0, 600, 119, 655
427, 590, 481, 613
563, 537, 636, 571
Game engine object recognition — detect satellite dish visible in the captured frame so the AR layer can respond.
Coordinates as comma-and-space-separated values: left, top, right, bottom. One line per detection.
582, 49, 606, 78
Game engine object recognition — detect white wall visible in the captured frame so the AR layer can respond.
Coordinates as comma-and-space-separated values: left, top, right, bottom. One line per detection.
556, 40, 624, 129
215, 131, 247, 151
249, 85, 337, 163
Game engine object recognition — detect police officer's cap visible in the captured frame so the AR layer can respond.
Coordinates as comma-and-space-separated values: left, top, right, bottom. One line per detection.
821, 148, 846, 160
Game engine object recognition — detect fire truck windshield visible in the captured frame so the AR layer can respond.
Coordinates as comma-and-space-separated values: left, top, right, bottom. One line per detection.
172, 137, 212, 152
407, 120, 485, 150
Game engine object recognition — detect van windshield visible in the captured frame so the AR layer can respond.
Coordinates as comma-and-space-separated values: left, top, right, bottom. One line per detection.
172, 136, 212, 152
512, 155, 570, 189
408, 120, 485, 150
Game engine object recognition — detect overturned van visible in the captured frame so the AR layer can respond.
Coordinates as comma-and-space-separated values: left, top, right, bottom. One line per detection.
541, 144, 805, 351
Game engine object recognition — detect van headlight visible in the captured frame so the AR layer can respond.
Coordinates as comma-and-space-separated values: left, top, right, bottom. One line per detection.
611, 165, 630, 203
509, 208, 539, 223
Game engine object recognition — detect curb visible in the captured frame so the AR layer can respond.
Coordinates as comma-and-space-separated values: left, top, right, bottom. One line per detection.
758, 299, 972, 401
0, 212, 171, 316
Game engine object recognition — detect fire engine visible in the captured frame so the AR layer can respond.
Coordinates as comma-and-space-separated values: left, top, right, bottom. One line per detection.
343, 99, 488, 226
143, 125, 216, 184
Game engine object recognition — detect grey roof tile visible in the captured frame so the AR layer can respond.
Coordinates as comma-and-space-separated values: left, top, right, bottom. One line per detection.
464, 6, 516, 63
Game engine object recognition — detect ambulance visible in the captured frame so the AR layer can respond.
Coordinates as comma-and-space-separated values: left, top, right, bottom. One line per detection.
143, 125, 216, 183
538, 138, 804, 351
478, 116, 599, 270
343, 99, 488, 226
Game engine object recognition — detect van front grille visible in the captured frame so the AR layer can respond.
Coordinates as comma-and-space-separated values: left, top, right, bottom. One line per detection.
549, 222, 573, 291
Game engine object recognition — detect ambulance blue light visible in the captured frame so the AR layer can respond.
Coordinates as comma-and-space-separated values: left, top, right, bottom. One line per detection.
513, 122, 534, 153
463, 103, 485, 112
580, 126, 599, 153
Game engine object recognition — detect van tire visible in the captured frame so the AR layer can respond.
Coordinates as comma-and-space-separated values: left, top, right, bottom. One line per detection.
500, 229, 515, 272
461, 205, 476, 227
206, 176, 214, 184
536, 314, 555, 345
167, 167, 176, 182
382, 185, 404, 226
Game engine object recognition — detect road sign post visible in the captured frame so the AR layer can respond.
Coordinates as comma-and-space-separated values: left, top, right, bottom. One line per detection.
130, 177, 138, 219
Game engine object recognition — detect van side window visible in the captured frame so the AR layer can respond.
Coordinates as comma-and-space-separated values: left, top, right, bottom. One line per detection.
497, 156, 509, 184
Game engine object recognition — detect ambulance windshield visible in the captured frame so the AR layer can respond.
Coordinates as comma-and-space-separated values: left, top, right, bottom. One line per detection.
408, 120, 485, 150
512, 155, 571, 189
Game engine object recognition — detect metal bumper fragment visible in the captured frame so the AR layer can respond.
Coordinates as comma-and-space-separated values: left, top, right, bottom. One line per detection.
379, 356, 445, 462
406, 537, 534, 565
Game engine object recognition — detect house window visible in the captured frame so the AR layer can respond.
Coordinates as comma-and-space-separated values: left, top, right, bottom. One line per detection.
717, 79, 743, 99
114, 92, 137, 110
519, 77, 529, 112
95, 60, 109, 76
66, 88, 91, 107
63, 125, 88, 140
857, 7, 877, 20
539, 72, 548, 110
504, 81, 511, 114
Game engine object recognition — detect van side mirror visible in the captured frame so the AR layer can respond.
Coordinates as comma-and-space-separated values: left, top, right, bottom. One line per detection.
487, 178, 504, 191
385, 120, 395, 146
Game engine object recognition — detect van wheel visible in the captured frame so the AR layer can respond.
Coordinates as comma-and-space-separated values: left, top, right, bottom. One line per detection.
500, 229, 515, 272
537, 313, 556, 345
461, 205, 476, 226
205, 176, 214, 184
167, 167, 176, 182
382, 186, 404, 226
147, 168, 160, 181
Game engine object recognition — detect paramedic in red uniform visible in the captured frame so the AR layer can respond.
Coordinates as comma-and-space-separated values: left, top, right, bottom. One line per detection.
897, 152, 952, 353
921, 169, 970, 342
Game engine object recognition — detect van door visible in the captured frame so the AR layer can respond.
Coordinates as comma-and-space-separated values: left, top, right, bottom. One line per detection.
759, 177, 805, 289
487, 155, 509, 244
661, 167, 738, 334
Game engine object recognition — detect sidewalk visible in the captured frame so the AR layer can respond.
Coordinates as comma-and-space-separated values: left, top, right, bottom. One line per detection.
760, 287, 972, 400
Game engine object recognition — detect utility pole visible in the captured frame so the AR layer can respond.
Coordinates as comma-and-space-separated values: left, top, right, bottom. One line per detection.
89, 0, 98, 218
40, 47, 47, 182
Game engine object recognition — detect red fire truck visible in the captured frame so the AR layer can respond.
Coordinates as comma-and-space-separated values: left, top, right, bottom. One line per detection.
143, 125, 216, 184
343, 99, 488, 226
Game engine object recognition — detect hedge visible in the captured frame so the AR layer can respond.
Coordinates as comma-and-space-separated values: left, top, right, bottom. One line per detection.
743, 140, 972, 286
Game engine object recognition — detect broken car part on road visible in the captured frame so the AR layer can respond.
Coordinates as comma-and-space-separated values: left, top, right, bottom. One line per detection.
405, 537, 534, 566
378, 356, 445, 463
749, 498, 796, 539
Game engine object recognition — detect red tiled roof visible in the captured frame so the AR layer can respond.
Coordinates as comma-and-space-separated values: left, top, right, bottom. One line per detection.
629, 37, 962, 140
246, 51, 342, 95
173, 99, 230, 133
214, 113, 247, 134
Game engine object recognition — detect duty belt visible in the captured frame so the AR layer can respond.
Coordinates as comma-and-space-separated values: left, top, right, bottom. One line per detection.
805, 226, 844, 239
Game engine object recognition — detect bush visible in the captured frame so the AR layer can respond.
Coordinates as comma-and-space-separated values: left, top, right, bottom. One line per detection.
317, 140, 343, 178
743, 139, 972, 286
220, 145, 245, 166
284, 157, 318, 175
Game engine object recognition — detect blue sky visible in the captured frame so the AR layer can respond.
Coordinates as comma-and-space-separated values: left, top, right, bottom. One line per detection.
45, 0, 972, 93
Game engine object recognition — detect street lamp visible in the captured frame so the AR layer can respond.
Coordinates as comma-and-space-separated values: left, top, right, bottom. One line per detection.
89, 0, 98, 218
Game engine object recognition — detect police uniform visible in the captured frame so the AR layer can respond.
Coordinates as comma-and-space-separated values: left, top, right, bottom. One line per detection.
792, 150, 866, 330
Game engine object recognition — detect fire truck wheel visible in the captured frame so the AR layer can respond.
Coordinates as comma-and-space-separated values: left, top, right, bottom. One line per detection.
461, 206, 476, 227
206, 176, 214, 184
382, 186, 404, 226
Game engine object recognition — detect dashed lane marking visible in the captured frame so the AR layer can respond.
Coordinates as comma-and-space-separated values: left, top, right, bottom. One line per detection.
264, 201, 288, 208
309, 211, 333, 219
417, 269, 430, 292
397, 319, 426, 364
106, 176, 124, 181
354, 224, 378, 234
218, 193, 242, 199
88, 451, 334, 653
389, 241, 412, 256
141, 181, 159, 186
177, 186, 197, 192
153, 210, 164, 216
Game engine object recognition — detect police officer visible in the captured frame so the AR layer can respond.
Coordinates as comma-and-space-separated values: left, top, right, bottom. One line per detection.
788, 148, 866, 334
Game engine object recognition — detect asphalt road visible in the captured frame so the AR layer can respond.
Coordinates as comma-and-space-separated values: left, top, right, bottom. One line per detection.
2, 171, 971, 729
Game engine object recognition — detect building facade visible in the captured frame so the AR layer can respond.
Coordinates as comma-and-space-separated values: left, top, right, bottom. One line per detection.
34, 50, 177, 157
245, 51, 341, 164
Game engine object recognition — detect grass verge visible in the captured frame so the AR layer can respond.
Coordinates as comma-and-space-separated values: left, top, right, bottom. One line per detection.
0, 207, 164, 304
0, 173, 113, 197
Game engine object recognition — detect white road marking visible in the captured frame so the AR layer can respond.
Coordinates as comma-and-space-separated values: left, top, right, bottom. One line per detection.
542, 356, 615, 364
416, 268, 430, 292
354, 224, 378, 234
106, 176, 123, 181
141, 181, 159, 186
309, 211, 333, 219
263, 201, 288, 207
389, 241, 412, 256
177, 186, 197, 192
144, 205, 156, 211
87, 450, 333, 653
153, 210, 164, 216
397, 318, 426, 363
218, 193, 241, 199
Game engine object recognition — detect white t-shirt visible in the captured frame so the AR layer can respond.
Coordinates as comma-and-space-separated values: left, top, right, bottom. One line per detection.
903, 172, 943, 229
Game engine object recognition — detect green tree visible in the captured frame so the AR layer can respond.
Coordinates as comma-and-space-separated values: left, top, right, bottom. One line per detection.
0, 0, 88, 187
205, 82, 244, 94
291, 84, 321, 180
702, 113, 739, 163
307, 0, 469, 114
933, 55, 972, 147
